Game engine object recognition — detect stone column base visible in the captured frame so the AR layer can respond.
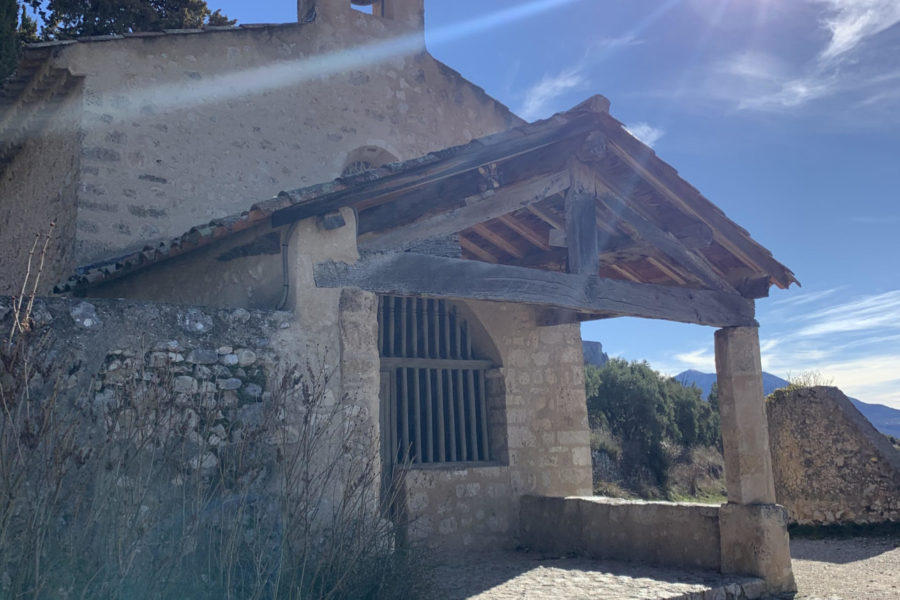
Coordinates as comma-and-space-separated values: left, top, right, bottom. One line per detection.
719, 502, 797, 595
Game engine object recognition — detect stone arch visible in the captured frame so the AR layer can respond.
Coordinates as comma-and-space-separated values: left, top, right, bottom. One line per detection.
340, 145, 399, 177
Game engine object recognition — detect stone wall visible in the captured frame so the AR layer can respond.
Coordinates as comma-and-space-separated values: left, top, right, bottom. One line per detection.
767, 386, 900, 525
400, 301, 593, 550
0, 89, 82, 296
0, 294, 298, 457
520, 496, 722, 570
35, 11, 520, 265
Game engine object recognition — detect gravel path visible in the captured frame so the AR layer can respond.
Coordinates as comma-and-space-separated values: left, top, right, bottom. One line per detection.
432, 552, 765, 599
430, 536, 900, 599
791, 536, 900, 600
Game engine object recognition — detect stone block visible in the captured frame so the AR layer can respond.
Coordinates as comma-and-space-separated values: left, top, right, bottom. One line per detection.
718, 502, 796, 595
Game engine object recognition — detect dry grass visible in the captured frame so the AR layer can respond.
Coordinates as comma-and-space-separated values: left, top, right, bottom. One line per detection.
0, 237, 431, 599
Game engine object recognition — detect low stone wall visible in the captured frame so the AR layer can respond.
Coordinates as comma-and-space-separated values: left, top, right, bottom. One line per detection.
767, 386, 900, 525
519, 496, 722, 570
401, 465, 512, 548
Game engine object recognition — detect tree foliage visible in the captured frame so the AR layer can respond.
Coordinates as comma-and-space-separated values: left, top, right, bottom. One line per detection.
585, 359, 721, 486
2, 1, 233, 81
22, 0, 234, 39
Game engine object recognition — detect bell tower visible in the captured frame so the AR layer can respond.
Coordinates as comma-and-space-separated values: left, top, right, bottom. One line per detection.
300, 0, 425, 31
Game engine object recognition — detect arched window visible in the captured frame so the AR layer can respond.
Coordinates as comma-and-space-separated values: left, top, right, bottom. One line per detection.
378, 296, 498, 467
341, 145, 398, 177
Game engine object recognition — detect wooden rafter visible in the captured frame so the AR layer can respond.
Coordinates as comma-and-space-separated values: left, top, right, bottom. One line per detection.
470, 223, 525, 258
647, 256, 688, 285
497, 214, 550, 251
459, 235, 499, 263
526, 204, 564, 231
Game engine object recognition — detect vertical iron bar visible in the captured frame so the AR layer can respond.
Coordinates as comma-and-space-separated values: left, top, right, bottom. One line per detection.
446, 369, 458, 461
466, 370, 478, 460
424, 368, 434, 463
436, 368, 446, 462
431, 299, 440, 358
387, 296, 395, 356
442, 301, 451, 359
412, 368, 422, 463
421, 298, 429, 358
399, 297, 407, 357
411, 297, 419, 358
478, 370, 490, 460
454, 308, 462, 360
399, 367, 409, 463
464, 322, 472, 359
455, 368, 467, 461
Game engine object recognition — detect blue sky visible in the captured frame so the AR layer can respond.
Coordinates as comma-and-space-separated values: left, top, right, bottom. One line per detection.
213, 0, 900, 408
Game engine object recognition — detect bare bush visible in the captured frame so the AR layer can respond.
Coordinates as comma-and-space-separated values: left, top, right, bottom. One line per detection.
0, 324, 428, 599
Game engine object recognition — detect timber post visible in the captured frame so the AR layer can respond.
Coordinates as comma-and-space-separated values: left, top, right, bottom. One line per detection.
714, 326, 797, 594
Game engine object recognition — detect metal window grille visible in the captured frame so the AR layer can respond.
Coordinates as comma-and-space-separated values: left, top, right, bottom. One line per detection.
378, 296, 492, 465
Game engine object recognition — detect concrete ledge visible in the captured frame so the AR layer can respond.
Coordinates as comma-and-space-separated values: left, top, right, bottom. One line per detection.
520, 495, 722, 570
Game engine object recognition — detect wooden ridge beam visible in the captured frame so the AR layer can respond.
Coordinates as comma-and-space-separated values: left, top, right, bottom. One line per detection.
315, 253, 757, 328
358, 171, 569, 252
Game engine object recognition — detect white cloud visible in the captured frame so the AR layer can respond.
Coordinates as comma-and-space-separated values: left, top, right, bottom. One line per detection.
709, 2, 900, 113
814, 0, 900, 60
672, 348, 716, 371
770, 286, 843, 307
624, 122, 665, 148
795, 290, 900, 337
518, 67, 587, 121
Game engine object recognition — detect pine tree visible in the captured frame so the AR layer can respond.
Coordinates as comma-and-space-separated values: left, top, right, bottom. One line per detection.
0, 0, 16, 81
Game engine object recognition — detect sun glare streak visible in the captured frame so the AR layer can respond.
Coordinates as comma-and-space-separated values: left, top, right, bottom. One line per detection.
13, 0, 585, 142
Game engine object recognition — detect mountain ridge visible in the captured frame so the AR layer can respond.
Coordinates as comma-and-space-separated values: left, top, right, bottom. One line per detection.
675, 370, 900, 438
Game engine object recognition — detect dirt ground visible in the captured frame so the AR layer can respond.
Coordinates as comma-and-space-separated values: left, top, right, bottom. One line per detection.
791, 535, 900, 599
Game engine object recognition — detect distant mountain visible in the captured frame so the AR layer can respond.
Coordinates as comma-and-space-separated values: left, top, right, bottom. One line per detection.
674, 369, 900, 438
675, 369, 789, 399
849, 398, 900, 438
582, 341, 609, 367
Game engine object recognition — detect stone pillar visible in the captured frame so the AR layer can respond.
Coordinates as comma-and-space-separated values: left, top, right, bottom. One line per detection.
714, 326, 796, 594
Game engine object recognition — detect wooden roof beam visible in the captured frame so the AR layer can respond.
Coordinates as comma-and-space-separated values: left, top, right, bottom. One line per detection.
314, 252, 757, 328
357, 171, 570, 252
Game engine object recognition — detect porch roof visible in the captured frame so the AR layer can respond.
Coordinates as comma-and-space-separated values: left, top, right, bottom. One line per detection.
55, 95, 797, 319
